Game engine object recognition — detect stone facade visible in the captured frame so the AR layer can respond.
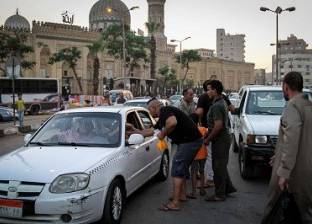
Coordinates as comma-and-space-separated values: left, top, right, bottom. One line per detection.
0, 0, 255, 96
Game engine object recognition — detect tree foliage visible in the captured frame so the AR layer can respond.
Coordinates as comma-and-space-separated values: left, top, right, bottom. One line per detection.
176, 50, 201, 86
101, 24, 148, 76
49, 47, 83, 93
145, 22, 160, 79
158, 65, 176, 94
87, 40, 104, 95
0, 32, 35, 75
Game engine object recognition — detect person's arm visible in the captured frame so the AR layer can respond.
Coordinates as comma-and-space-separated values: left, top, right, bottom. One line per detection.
195, 95, 205, 126
223, 95, 235, 113
204, 120, 223, 145
157, 116, 177, 140
126, 123, 154, 138
277, 104, 302, 190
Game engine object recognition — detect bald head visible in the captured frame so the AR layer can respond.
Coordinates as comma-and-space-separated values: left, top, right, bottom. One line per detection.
147, 98, 163, 118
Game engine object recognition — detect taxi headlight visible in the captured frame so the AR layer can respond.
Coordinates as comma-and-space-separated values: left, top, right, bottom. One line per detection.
49, 173, 90, 194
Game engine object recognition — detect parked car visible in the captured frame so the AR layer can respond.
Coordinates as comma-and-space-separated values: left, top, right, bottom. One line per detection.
228, 92, 240, 107
232, 86, 311, 179
0, 106, 18, 122
123, 98, 172, 108
169, 95, 182, 107
0, 106, 170, 224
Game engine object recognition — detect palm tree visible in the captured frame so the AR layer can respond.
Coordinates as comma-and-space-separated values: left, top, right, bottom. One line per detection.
87, 41, 104, 95
176, 50, 201, 87
158, 65, 176, 95
0, 32, 35, 76
102, 24, 148, 77
49, 47, 83, 93
145, 22, 160, 80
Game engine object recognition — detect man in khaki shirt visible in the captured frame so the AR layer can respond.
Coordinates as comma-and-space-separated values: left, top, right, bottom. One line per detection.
178, 88, 196, 116
262, 72, 312, 223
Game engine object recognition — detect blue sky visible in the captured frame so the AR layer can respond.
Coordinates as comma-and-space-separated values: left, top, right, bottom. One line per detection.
1, 0, 311, 72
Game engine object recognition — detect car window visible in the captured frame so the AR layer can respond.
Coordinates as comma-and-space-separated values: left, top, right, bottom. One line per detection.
29, 112, 121, 147
126, 111, 142, 130
137, 110, 154, 129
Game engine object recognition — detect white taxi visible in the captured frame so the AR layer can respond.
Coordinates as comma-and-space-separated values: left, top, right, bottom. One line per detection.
0, 106, 170, 224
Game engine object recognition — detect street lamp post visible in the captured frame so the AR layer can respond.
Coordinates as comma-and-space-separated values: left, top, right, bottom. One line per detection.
170, 37, 191, 92
106, 6, 139, 79
260, 6, 295, 85
270, 42, 289, 85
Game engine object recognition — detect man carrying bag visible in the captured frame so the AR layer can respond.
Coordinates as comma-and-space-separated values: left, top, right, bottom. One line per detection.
262, 72, 312, 224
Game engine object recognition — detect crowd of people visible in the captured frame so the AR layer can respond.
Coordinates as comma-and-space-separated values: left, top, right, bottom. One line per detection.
128, 79, 237, 211
129, 72, 312, 223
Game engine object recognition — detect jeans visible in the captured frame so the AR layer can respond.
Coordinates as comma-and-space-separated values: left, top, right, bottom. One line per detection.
17, 111, 24, 127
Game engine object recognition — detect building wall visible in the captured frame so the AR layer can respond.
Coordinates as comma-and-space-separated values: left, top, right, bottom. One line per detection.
272, 34, 312, 88
255, 69, 266, 85
280, 53, 312, 88
216, 28, 245, 62
0, 24, 255, 95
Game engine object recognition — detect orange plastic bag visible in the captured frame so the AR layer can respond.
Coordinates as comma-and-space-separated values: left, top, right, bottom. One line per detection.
156, 139, 168, 152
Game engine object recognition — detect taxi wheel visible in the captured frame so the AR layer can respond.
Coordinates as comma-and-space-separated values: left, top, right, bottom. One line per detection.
102, 179, 125, 224
157, 151, 169, 181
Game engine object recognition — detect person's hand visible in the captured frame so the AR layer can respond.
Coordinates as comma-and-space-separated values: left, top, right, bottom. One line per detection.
269, 155, 275, 167
157, 131, 166, 140
278, 177, 288, 191
126, 123, 135, 132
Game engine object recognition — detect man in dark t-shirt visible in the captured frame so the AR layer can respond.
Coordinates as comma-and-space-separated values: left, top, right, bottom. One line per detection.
196, 80, 235, 188
204, 80, 236, 202
147, 99, 202, 211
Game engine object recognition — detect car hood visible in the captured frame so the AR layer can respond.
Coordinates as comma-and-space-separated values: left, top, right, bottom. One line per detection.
246, 115, 281, 136
0, 146, 116, 183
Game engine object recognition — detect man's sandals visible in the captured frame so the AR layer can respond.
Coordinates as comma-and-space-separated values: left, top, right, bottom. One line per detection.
159, 202, 181, 212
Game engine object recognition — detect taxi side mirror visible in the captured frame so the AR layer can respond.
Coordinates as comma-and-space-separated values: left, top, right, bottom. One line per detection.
127, 134, 144, 146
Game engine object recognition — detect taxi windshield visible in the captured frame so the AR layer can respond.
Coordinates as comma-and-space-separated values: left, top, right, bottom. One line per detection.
30, 112, 121, 147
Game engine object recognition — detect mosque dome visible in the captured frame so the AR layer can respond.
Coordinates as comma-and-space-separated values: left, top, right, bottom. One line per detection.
4, 9, 30, 31
89, 0, 131, 31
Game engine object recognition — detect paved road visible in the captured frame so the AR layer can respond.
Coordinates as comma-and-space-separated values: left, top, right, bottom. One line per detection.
0, 131, 270, 224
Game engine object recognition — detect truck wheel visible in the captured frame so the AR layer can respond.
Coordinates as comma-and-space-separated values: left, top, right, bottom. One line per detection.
238, 146, 254, 179
102, 179, 125, 224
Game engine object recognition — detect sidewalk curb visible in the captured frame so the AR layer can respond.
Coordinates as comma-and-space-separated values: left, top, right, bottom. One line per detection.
1, 127, 18, 136
0, 126, 37, 137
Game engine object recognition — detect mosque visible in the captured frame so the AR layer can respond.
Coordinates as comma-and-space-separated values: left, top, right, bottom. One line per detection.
0, 0, 255, 95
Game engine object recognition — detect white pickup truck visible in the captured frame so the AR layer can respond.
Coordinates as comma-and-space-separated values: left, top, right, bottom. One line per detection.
232, 85, 312, 179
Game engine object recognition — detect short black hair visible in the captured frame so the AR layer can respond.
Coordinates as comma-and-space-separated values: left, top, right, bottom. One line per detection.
147, 97, 157, 105
208, 80, 223, 95
203, 80, 211, 92
283, 72, 303, 92
182, 88, 192, 96
189, 113, 199, 124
